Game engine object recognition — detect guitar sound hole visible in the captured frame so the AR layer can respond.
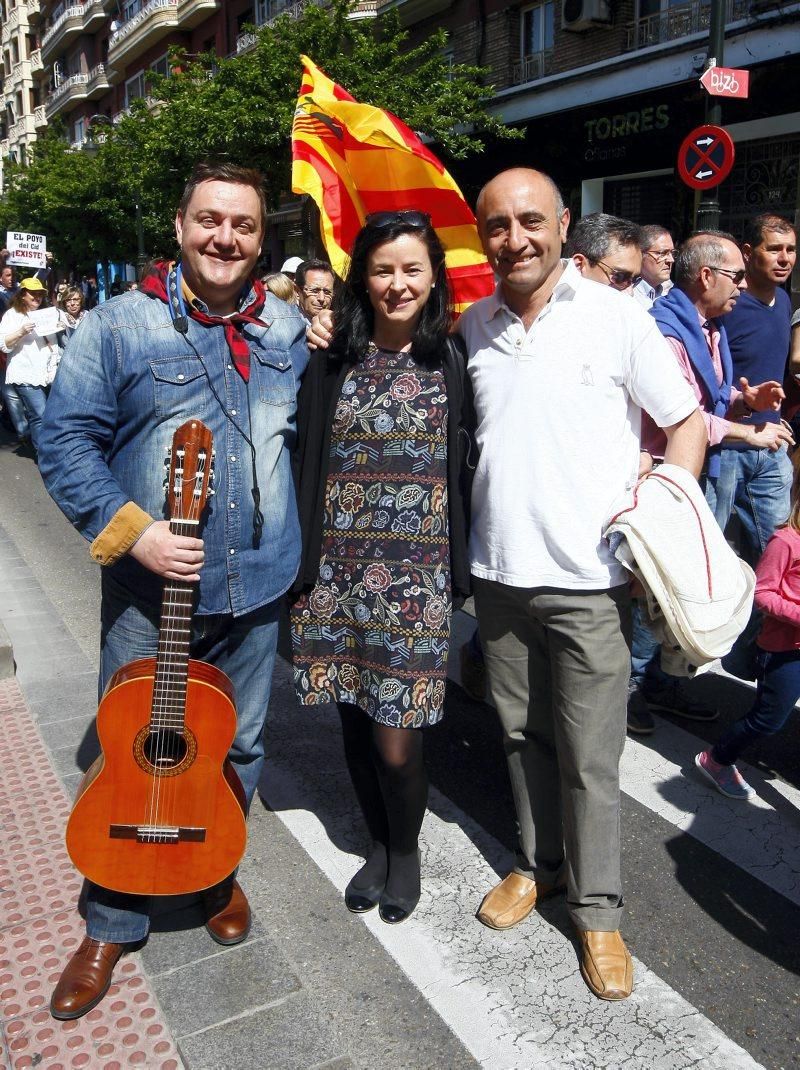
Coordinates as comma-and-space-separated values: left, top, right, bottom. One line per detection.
143, 730, 188, 770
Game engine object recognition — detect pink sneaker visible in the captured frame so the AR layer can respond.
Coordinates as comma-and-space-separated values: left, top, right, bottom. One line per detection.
695, 750, 755, 801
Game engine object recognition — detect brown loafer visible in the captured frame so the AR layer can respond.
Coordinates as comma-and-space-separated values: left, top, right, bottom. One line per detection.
203, 878, 251, 946
50, 937, 127, 1020
577, 929, 633, 1000
477, 872, 565, 930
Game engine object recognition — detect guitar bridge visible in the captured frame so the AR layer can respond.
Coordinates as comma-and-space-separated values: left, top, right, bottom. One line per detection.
109, 824, 206, 843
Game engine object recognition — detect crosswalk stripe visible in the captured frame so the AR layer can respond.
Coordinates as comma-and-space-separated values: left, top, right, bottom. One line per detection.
262, 659, 765, 1070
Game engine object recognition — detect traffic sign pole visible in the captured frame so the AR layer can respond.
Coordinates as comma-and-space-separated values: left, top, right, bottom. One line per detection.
696, 0, 726, 228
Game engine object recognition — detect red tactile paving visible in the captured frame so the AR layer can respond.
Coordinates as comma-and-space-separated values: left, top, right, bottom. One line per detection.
0, 679, 184, 1069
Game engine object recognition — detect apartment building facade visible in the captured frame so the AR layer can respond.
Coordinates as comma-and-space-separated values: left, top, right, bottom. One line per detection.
384, 0, 800, 238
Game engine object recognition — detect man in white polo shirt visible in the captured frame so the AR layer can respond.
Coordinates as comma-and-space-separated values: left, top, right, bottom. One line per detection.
466, 169, 706, 1001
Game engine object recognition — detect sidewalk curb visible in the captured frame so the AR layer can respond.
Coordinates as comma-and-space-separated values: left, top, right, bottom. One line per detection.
0, 617, 13, 679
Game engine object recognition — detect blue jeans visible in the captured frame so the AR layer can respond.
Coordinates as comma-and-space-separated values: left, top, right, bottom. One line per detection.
1, 376, 30, 438
15, 384, 47, 447
629, 600, 670, 690
85, 575, 280, 943
712, 648, 800, 765
704, 446, 792, 566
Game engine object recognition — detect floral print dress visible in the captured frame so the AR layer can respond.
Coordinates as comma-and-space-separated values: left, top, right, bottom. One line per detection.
291, 345, 451, 728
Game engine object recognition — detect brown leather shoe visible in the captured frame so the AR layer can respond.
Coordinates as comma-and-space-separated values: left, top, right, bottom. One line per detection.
50, 937, 127, 1020
577, 929, 633, 1000
477, 872, 565, 930
203, 878, 251, 946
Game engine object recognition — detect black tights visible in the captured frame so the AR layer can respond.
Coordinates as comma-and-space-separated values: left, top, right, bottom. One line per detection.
337, 702, 427, 901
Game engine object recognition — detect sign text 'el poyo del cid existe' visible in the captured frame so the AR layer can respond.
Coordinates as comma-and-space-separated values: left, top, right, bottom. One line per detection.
677, 125, 735, 190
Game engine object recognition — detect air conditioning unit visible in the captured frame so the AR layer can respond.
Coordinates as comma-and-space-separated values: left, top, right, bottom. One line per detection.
562, 0, 611, 32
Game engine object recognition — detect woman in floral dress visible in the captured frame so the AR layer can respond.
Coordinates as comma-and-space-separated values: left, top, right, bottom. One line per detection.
291, 212, 473, 923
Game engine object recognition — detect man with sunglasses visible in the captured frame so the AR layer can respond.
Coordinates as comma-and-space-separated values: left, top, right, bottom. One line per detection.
631, 232, 790, 720
566, 212, 643, 294
634, 226, 675, 309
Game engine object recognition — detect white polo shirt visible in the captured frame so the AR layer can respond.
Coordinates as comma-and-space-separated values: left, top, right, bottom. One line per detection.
457, 259, 697, 590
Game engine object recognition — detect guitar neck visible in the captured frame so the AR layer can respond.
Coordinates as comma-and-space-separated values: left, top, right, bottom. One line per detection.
151, 519, 198, 731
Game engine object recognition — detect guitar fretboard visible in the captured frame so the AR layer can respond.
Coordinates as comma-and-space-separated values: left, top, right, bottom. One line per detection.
151, 519, 197, 730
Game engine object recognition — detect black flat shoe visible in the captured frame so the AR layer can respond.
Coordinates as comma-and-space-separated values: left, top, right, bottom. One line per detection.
345, 879, 384, 914
378, 891, 420, 925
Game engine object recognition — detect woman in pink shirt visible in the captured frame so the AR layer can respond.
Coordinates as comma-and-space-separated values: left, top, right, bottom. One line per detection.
696, 451, 800, 799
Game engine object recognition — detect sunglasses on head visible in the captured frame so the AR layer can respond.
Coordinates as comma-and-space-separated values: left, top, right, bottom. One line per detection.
365, 210, 431, 229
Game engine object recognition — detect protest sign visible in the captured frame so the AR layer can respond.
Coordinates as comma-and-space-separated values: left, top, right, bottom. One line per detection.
6, 231, 47, 269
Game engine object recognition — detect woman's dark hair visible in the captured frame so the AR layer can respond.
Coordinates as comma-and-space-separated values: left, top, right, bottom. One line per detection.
329, 215, 452, 366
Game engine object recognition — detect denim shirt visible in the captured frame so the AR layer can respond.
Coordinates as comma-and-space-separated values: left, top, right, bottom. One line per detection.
39, 287, 309, 616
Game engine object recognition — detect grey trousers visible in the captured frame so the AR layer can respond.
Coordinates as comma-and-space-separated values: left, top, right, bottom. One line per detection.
473, 577, 632, 931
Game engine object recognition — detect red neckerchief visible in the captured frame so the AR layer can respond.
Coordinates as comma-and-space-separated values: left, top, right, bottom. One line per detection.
141, 260, 268, 382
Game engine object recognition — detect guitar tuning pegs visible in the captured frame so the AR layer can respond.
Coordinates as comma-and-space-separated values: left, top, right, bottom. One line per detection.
207, 487, 216, 497
163, 457, 171, 468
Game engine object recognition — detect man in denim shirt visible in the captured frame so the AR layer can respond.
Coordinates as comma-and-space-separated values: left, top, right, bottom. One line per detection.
39, 162, 309, 1020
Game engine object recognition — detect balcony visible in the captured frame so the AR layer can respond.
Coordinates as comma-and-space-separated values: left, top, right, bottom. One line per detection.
86, 61, 110, 96
623, 0, 750, 50
0, 139, 9, 156
34, 103, 48, 126
30, 48, 43, 73
512, 50, 555, 85
26, 0, 43, 23
41, 5, 85, 62
377, 0, 448, 22
45, 70, 89, 115
10, 59, 33, 86
176, 0, 218, 29
235, 30, 257, 53
9, 113, 37, 140
1, 10, 20, 45
107, 0, 179, 73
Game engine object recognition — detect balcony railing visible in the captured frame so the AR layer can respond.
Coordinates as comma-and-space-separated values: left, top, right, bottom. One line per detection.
235, 30, 257, 52
34, 104, 47, 126
108, 0, 178, 49
512, 50, 555, 85
48, 70, 89, 106
30, 48, 43, 73
624, 0, 750, 50
26, 0, 42, 17
41, 4, 84, 50
10, 59, 33, 85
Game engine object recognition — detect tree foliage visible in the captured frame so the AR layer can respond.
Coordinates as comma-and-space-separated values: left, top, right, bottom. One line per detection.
0, 0, 517, 268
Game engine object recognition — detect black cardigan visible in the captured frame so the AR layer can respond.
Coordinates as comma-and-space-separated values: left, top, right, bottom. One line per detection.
291, 335, 475, 605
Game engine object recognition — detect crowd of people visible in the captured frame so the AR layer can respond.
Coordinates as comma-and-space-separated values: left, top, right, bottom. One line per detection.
2, 159, 796, 1021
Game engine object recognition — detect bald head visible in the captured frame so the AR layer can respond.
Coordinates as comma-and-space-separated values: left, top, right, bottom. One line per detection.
476, 168, 565, 223
475, 168, 569, 311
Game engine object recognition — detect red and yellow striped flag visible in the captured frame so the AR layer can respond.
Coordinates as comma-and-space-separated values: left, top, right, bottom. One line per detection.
291, 55, 494, 315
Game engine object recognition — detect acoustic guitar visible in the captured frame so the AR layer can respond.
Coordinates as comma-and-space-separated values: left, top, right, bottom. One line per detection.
66, 418, 247, 896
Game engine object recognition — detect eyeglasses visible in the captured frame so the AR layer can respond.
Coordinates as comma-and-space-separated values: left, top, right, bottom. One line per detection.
303, 287, 333, 299
593, 260, 641, 290
365, 210, 432, 229
709, 266, 746, 285
645, 249, 675, 261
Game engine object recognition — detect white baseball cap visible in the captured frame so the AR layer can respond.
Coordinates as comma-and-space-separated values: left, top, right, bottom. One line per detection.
280, 256, 303, 274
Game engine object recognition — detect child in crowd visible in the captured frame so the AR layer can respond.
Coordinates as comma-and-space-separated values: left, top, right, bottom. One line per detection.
696, 450, 800, 799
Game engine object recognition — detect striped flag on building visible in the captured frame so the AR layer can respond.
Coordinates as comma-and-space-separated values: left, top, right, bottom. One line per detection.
291, 55, 494, 315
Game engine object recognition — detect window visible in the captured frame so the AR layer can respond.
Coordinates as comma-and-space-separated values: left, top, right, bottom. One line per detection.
150, 53, 170, 77
521, 2, 554, 56
124, 70, 146, 106
122, 0, 140, 22
73, 115, 86, 142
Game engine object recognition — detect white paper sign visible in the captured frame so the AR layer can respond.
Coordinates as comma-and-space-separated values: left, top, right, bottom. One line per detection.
6, 230, 47, 269
27, 307, 63, 337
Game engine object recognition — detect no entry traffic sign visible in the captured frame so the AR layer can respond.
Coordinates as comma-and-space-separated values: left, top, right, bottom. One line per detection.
677, 125, 735, 190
